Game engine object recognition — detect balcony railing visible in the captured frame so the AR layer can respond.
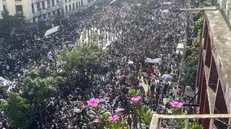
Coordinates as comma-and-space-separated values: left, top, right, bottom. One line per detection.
33, 5, 62, 17
150, 114, 231, 129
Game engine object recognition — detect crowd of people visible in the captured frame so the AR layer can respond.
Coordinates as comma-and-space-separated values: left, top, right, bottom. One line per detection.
0, 0, 190, 128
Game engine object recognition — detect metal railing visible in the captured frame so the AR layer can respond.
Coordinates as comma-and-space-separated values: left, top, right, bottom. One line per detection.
150, 114, 231, 129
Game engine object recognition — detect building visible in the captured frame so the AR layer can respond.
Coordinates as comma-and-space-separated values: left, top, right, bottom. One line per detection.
63, 0, 94, 15
0, 0, 94, 23
195, 1, 231, 129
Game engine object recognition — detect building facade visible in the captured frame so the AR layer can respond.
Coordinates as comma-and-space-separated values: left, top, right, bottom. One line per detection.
0, 0, 94, 23
195, 9, 231, 129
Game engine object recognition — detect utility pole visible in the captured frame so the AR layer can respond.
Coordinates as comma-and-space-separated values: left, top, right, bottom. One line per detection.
179, 6, 217, 96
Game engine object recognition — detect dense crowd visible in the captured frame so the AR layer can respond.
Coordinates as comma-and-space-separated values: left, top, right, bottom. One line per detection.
0, 0, 189, 128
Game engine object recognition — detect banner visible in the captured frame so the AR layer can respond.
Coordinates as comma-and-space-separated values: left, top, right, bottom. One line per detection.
145, 58, 162, 64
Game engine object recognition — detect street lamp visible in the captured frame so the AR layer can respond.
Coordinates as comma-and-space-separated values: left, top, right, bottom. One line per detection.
36, 38, 57, 68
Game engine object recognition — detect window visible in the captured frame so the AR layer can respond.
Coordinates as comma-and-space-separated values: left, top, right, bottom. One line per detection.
56, 0, 59, 3
37, 3, 40, 11
69, 4, 71, 10
73, 3, 75, 10
65, 0, 67, 3
76, 2, 78, 9
79, 1, 80, 7
81, 0, 83, 6
15, 5, 23, 15
43, 14, 46, 19
48, 12, 51, 17
52, 0, 55, 6
57, 9, 60, 15
47, 0, 50, 7
32, 4, 34, 13
65, 5, 68, 12
52, 11, 55, 15
3, 5, 6, 11
33, 17, 36, 23
42, 1, 45, 9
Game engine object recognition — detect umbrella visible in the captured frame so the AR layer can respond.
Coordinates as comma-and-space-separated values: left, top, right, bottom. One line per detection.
0, 77, 11, 87
170, 72, 177, 76
161, 74, 173, 81
74, 108, 82, 113
128, 61, 134, 64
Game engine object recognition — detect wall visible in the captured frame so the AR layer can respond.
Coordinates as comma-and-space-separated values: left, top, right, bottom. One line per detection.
219, 0, 231, 24
5, 0, 16, 16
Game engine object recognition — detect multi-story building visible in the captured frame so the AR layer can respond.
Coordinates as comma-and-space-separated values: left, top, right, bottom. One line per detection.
195, 1, 231, 128
62, 0, 94, 16
1, 0, 63, 23
0, 0, 94, 23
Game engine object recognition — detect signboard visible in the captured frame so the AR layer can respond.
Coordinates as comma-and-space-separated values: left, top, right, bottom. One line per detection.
44, 26, 60, 37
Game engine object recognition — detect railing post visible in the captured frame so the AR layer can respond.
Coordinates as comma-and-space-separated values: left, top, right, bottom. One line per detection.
185, 118, 189, 129
158, 118, 162, 129
209, 118, 214, 129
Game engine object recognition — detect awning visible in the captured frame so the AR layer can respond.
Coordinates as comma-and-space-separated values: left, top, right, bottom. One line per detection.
44, 26, 60, 37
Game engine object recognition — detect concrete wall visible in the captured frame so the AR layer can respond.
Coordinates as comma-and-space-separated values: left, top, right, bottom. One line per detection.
219, 0, 231, 23
5, 0, 16, 16
22, 0, 33, 21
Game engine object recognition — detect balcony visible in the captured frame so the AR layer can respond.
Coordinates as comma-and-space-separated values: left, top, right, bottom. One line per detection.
150, 114, 231, 129
33, 5, 61, 17
32, 0, 45, 3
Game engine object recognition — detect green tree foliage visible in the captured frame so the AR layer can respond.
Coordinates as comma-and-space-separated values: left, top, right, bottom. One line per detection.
184, 12, 203, 89
58, 40, 102, 72
0, 10, 26, 36
0, 92, 34, 129
128, 89, 137, 97
0, 11, 14, 36
133, 103, 152, 126
189, 122, 204, 129
21, 68, 57, 105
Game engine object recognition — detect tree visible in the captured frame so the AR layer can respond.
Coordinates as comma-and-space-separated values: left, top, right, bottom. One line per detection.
0, 92, 34, 129
0, 10, 14, 37
133, 103, 152, 126
183, 9, 203, 89
21, 68, 57, 113
58, 34, 102, 72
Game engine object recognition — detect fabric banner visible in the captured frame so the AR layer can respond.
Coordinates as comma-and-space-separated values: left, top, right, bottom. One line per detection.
145, 58, 162, 64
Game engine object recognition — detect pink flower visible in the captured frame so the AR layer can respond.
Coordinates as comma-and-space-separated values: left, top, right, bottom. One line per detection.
95, 116, 100, 120
115, 108, 125, 113
170, 101, 183, 108
130, 96, 142, 104
87, 98, 100, 107
136, 96, 142, 100
109, 115, 120, 121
